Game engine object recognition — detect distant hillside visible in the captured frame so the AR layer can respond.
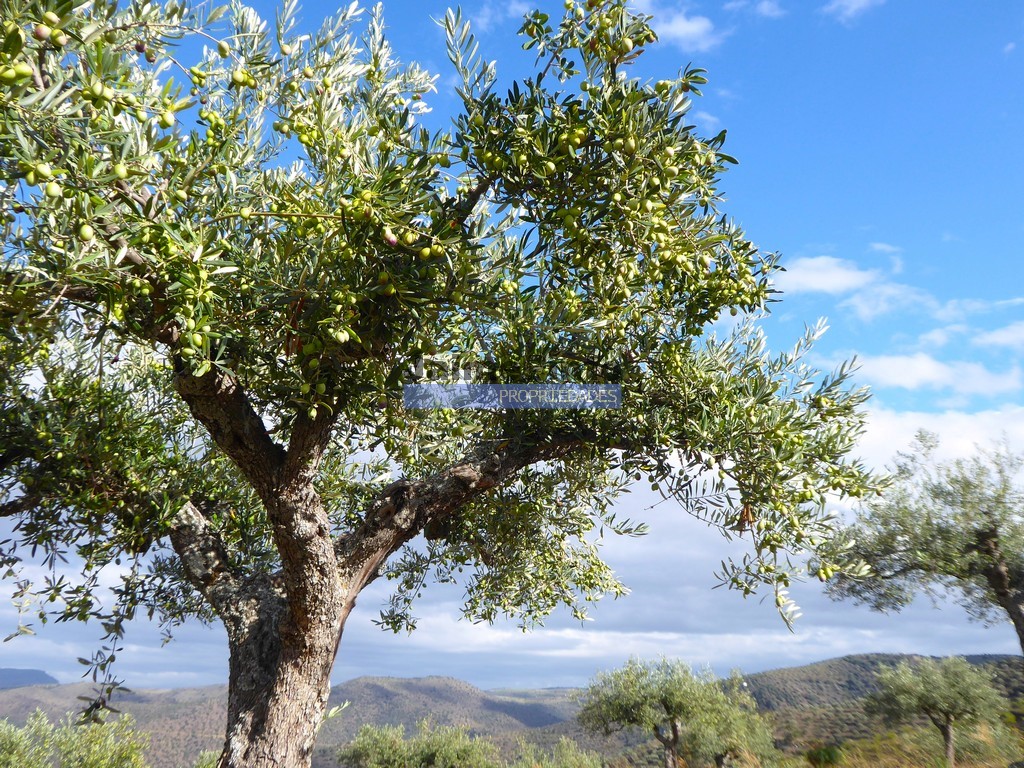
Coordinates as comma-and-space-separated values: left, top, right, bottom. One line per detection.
1, 654, 1020, 768
745, 653, 1024, 750
744, 653, 1024, 711
0, 668, 58, 690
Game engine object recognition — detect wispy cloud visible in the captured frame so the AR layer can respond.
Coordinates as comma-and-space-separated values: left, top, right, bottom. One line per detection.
468, 0, 529, 34
856, 353, 1022, 397
1004, 42, 1017, 55
636, 1, 727, 52
937, 296, 1024, 322
918, 325, 968, 349
868, 241, 902, 254
822, 0, 885, 23
773, 256, 877, 295
754, 1, 786, 18
694, 110, 722, 134
841, 282, 937, 321
975, 320, 1024, 350
724, 0, 785, 18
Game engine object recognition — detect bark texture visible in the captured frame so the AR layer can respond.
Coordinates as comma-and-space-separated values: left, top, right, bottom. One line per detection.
939, 720, 955, 768
653, 720, 681, 768
975, 526, 1024, 655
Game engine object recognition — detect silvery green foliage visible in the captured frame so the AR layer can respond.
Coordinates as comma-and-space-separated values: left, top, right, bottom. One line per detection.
2, 0, 876, 699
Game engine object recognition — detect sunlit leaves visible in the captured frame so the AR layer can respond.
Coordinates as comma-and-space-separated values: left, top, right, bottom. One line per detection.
1, 0, 878, 653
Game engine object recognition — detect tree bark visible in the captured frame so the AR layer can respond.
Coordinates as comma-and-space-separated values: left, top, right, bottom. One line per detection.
975, 526, 1024, 655
216, 580, 346, 768
939, 720, 955, 768
652, 722, 680, 768
168, 387, 583, 768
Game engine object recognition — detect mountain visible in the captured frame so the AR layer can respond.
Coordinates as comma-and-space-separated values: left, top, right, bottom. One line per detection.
0, 668, 58, 690
0, 654, 1019, 768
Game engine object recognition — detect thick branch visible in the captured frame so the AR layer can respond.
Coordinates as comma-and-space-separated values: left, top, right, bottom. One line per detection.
0, 493, 38, 518
973, 525, 1024, 644
167, 499, 243, 615
174, 368, 285, 499
283, 406, 338, 485
335, 433, 583, 593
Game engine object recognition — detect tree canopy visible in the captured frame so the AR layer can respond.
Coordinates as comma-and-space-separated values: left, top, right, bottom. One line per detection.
576, 658, 777, 768
828, 432, 1024, 653
0, 0, 876, 764
866, 656, 1007, 768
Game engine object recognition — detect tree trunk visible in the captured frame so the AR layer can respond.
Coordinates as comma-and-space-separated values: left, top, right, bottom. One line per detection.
653, 720, 681, 768
216, 578, 349, 768
939, 720, 955, 768
976, 525, 1024, 655
216, 584, 345, 768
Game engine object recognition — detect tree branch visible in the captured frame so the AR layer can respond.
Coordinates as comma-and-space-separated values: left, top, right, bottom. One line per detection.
282, 406, 338, 486
167, 498, 243, 615
334, 432, 584, 591
173, 368, 285, 500
0, 493, 39, 518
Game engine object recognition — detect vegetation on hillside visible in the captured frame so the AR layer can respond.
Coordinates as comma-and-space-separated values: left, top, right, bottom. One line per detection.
0, 653, 1022, 768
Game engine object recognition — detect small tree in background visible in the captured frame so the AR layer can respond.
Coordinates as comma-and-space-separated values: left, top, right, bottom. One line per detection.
577, 659, 777, 768
337, 722, 500, 768
804, 745, 843, 767
866, 656, 1007, 768
828, 432, 1024, 654
682, 673, 779, 768
577, 658, 702, 768
510, 738, 603, 768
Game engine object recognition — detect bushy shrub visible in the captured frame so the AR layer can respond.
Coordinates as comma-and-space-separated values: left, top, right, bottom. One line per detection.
0, 710, 149, 768
805, 744, 843, 767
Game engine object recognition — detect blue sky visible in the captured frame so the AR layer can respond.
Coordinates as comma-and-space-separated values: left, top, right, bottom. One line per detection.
3, 0, 1024, 692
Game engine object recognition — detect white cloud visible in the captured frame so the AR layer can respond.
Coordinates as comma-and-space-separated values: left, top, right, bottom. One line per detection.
723, 0, 785, 18
773, 256, 877, 295
822, 0, 885, 22
694, 110, 722, 134
855, 352, 1022, 397
636, 1, 726, 52
840, 282, 937, 321
868, 241, 902, 254
975, 320, 1024, 350
937, 296, 1024, 322
468, 0, 530, 33
1004, 42, 1017, 55
918, 324, 968, 349
859, 403, 1024, 468
754, 1, 786, 18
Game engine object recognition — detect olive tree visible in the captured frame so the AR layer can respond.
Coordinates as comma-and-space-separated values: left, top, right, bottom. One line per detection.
866, 657, 1007, 768
577, 660, 776, 768
682, 674, 778, 768
828, 432, 1024, 653
0, 0, 876, 765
